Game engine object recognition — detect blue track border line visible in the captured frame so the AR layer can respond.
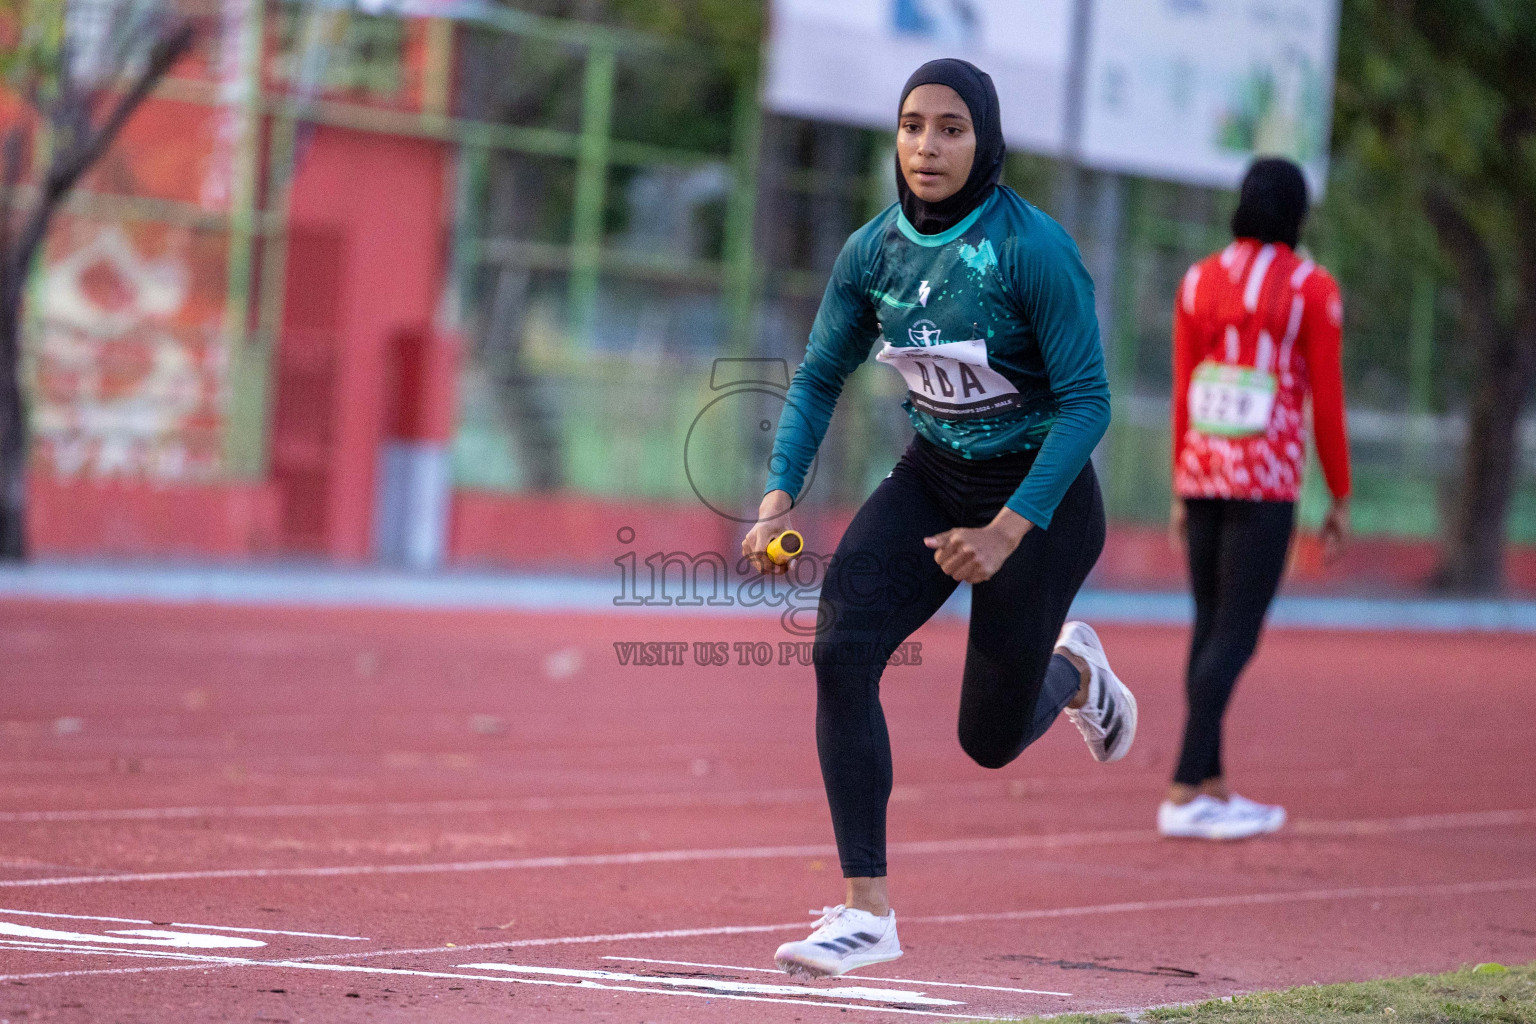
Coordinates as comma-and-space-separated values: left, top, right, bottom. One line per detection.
1, 563, 1535, 633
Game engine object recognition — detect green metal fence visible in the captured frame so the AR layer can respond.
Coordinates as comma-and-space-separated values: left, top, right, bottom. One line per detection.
27, 1, 1536, 545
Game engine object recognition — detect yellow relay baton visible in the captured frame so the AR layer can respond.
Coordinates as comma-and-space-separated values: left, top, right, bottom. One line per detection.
765, 529, 804, 566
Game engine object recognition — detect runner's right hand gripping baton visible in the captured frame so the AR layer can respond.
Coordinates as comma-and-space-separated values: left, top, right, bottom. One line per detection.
765, 530, 803, 566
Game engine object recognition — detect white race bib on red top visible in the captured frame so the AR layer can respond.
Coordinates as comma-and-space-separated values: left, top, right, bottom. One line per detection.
1188, 360, 1278, 438
875, 337, 1022, 420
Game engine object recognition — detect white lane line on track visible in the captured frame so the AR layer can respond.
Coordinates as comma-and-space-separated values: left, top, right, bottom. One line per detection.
900, 878, 1536, 926
0, 906, 367, 940
0, 832, 1145, 888
459, 962, 963, 1006
288, 877, 1536, 967
0, 789, 827, 823
6, 874, 1532, 979
0, 942, 1003, 1019
0, 775, 1142, 824
600, 957, 1073, 998
4, 807, 1532, 889
1290, 808, 1536, 835
4, 774, 1498, 825
1, 876, 1534, 1007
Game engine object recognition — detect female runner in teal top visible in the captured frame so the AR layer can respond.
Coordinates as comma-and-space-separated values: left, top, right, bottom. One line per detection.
743, 59, 1140, 980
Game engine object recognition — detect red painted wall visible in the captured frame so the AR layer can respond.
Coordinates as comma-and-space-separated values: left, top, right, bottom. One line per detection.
446, 491, 1536, 595
279, 126, 449, 560
28, 475, 283, 558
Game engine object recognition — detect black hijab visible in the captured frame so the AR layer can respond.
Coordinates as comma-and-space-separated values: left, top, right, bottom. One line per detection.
1230, 158, 1309, 249
896, 58, 1006, 236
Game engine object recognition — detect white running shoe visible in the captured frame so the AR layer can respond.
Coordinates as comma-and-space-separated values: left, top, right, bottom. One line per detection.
1226, 793, 1287, 832
773, 905, 902, 978
1157, 794, 1286, 840
1057, 621, 1138, 763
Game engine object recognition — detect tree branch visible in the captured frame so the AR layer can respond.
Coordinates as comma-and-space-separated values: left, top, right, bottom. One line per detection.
0, 128, 26, 264
13, 19, 194, 275
1516, 190, 1536, 366
48, 20, 195, 203
1423, 186, 1502, 349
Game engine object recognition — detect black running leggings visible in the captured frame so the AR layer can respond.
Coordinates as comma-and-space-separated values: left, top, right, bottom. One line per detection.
815, 436, 1106, 878
1174, 498, 1296, 786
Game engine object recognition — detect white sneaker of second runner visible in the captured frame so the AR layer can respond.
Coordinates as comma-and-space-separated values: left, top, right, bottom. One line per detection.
1157, 794, 1285, 840
1226, 793, 1286, 831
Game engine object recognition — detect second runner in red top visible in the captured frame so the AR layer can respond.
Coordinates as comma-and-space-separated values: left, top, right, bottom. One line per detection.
1161, 158, 1352, 842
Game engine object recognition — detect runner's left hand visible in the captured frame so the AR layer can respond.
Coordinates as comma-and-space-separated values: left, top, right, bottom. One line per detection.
924, 515, 1031, 584
1321, 499, 1350, 565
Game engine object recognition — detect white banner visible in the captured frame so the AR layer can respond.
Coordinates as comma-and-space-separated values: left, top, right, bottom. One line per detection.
763, 0, 1076, 157
763, 0, 1341, 193
1079, 0, 1340, 192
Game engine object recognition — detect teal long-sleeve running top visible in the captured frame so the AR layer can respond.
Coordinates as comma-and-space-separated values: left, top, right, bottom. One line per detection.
765, 186, 1111, 529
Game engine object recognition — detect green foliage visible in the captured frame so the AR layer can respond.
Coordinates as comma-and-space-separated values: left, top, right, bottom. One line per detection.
1330, 0, 1536, 582
1332, 0, 1535, 329
601, 0, 762, 66
494, 0, 762, 79
1308, 0, 1536, 411
0, 0, 64, 104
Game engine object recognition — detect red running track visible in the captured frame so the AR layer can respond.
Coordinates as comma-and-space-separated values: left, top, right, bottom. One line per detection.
0, 600, 1533, 1022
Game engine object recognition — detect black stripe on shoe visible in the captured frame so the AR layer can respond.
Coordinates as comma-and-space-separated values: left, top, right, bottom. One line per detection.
853, 932, 880, 944
833, 937, 863, 950
815, 942, 845, 953
1100, 704, 1117, 738
1103, 719, 1123, 753
1096, 670, 1109, 711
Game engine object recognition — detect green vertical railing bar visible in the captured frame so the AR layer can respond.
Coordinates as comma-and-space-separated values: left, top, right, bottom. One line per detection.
1108, 183, 1152, 519
723, 76, 762, 353
222, 0, 270, 478
1110, 182, 1141, 399
422, 17, 454, 119
450, 143, 489, 331
568, 43, 616, 343
252, 109, 298, 395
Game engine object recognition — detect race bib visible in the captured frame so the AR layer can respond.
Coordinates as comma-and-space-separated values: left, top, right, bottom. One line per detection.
875, 337, 1022, 420
1188, 360, 1277, 438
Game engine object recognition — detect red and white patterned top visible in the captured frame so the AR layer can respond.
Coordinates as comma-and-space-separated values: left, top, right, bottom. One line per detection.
1172, 239, 1351, 503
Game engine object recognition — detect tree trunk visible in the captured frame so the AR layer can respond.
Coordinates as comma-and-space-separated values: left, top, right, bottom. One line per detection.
1426, 190, 1536, 592
0, 264, 26, 560
1434, 328, 1536, 591
0, 21, 195, 562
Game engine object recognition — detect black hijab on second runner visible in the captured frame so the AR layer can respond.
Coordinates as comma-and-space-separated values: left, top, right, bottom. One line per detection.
1230, 157, 1309, 249
896, 58, 1006, 236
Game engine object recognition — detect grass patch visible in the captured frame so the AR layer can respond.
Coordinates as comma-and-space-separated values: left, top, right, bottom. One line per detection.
977, 962, 1536, 1023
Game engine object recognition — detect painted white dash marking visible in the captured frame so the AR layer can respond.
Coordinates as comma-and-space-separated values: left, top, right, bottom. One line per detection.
0, 906, 367, 941
601, 957, 1072, 998
2, 876, 1534, 1003
0, 939, 250, 962
0, 921, 265, 949
0, 946, 1001, 1019
461, 961, 963, 1006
